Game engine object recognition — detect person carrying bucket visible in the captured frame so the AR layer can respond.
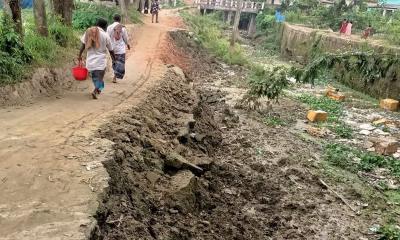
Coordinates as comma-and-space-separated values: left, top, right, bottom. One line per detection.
107, 14, 130, 83
78, 18, 115, 99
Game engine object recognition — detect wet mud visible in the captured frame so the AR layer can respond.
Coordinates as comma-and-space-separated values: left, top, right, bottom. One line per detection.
90, 31, 377, 240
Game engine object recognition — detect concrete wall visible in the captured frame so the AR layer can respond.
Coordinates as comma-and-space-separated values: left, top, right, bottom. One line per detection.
280, 23, 400, 99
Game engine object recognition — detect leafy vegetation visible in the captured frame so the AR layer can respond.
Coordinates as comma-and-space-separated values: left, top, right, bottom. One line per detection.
327, 122, 353, 139
324, 143, 400, 177
161, 0, 186, 9
0, 2, 142, 85
324, 143, 359, 171
378, 221, 400, 240
296, 51, 400, 86
0, 10, 80, 85
263, 115, 286, 126
73, 2, 141, 30
182, 13, 247, 65
49, 16, 77, 47
0, 15, 32, 85
256, 11, 283, 51
296, 94, 354, 138
257, 0, 400, 46
247, 65, 289, 101
297, 94, 343, 121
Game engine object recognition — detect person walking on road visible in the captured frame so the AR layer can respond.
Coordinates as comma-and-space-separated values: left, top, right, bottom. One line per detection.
151, 0, 160, 23
339, 19, 347, 35
78, 18, 115, 99
107, 14, 131, 83
345, 20, 353, 36
362, 25, 373, 39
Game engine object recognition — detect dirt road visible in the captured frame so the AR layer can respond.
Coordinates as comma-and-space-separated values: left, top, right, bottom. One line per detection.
0, 10, 183, 240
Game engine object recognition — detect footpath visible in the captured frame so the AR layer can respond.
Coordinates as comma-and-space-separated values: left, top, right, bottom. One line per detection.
0, 9, 183, 240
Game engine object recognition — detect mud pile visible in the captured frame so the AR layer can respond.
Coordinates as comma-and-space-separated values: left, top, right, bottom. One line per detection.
90, 31, 377, 240
89, 63, 281, 239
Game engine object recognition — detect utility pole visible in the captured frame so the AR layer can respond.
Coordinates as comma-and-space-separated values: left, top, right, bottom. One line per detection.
230, 0, 243, 46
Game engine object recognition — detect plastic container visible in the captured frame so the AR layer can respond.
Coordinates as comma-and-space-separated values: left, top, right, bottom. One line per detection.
72, 60, 88, 81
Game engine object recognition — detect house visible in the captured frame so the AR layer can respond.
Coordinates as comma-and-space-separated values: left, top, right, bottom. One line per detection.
381, 1, 400, 15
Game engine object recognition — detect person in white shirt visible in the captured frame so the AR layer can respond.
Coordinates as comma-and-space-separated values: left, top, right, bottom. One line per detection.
107, 14, 131, 83
78, 18, 115, 99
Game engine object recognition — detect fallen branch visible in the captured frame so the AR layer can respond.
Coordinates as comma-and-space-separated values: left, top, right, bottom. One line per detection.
356, 172, 386, 196
359, 171, 386, 180
319, 178, 360, 215
107, 214, 124, 227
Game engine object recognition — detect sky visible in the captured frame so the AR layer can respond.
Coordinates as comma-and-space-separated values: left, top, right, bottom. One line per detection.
386, 0, 400, 4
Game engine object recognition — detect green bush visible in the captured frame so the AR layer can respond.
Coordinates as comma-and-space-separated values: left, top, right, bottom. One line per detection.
379, 221, 400, 240
0, 10, 78, 84
161, 0, 186, 8
182, 13, 247, 65
73, 2, 116, 30
248, 65, 289, 101
73, 2, 141, 30
128, 8, 142, 24
24, 33, 58, 65
256, 11, 276, 31
384, 13, 400, 45
255, 10, 284, 51
0, 15, 32, 85
49, 16, 77, 47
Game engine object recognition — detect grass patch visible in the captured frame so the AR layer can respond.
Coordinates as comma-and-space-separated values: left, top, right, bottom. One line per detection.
327, 122, 353, 139
324, 143, 359, 172
320, 160, 385, 202
128, 8, 142, 24
378, 220, 400, 240
263, 116, 286, 127
296, 94, 354, 138
297, 94, 343, 122
324, 143, 400, 178
385, 190, 400, 205
182, 12, 247, 65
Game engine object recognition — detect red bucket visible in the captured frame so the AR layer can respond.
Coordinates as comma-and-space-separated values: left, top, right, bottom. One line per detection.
72, 60, 88, 81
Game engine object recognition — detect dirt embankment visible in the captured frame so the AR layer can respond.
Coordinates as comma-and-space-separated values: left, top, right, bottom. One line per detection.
0, 66, 75, 106
90, 31, 378, 239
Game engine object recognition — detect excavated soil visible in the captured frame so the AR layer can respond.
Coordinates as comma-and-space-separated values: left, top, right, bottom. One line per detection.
90, 31, 378, 239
